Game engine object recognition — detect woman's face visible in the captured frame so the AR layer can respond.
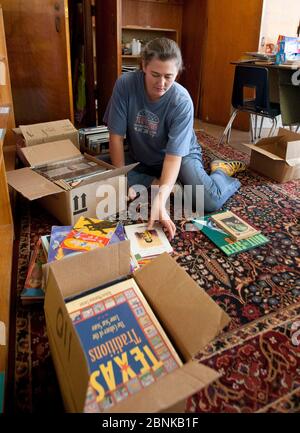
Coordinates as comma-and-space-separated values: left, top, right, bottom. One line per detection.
142, 58, 178, 101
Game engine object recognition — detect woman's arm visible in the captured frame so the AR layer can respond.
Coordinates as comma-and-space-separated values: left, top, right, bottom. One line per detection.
109, 133, 125, 167
148, 154, 182, 240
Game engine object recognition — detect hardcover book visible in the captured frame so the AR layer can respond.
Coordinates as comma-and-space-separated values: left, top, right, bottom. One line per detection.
47, 225, 72, 262
192, 215, 269, 256
211, 210, 261, 241
124, 223, 173, 258
55, 217, 118, 260
21, 238, 47, 303
66, 278, 182, 412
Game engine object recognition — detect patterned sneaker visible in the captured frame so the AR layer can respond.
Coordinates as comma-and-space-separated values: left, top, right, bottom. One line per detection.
210, 160, 247, 177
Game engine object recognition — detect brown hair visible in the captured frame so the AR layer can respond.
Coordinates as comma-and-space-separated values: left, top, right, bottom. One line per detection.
141, 37, 183, 73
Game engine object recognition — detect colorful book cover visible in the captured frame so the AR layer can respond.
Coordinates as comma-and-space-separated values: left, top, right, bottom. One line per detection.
66, 278, 182, 412
211, 210, 261, 241
55, 217, 118, 260
47, 225, 72, 262
124, 223, 173, 258
21, 238, 47, 303
192, 215, 269, 256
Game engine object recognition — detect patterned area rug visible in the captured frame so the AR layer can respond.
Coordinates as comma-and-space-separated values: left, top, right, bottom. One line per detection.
9, 131, 300, 413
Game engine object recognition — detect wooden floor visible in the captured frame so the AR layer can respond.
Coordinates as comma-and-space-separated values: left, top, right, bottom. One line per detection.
193, 119, 276, 156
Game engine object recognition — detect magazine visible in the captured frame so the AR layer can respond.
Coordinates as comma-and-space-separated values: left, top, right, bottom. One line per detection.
66, 277, 182, 412
211, 210, 261, 241
192, 215, 269, 256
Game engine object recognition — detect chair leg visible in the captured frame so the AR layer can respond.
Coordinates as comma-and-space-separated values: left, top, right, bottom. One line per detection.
254, 114, 258, 140
218, 109, 238, 146
268, 117, 277, 137
258, 116, 264, 139
296, 125, 300, 133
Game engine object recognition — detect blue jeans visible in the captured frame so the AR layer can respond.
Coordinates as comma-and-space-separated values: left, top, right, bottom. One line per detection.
99, 147, 241, 213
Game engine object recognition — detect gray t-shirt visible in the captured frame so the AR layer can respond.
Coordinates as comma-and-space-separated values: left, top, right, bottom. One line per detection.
103, 70, 199, 166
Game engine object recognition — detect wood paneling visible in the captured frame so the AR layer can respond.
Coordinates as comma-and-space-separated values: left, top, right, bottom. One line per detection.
0, 7, 13, 412
199, 0, 263, 129
122, 0, 183, 42
1, 0, 73, 125
180, 0, 207, 115
95, 0, 122, 122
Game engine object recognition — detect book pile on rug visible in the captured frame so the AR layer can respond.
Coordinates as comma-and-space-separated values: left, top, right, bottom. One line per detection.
21, 217, 173, 304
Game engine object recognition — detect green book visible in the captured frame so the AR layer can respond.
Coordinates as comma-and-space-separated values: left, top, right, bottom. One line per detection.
0, 372, 4, 413
192, 215, 269, 256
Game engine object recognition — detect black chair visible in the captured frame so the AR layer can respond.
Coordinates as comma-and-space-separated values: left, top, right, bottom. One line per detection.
219, 65, 281, 145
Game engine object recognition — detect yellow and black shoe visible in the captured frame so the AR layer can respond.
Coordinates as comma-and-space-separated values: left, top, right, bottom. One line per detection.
210, 160, 247, 177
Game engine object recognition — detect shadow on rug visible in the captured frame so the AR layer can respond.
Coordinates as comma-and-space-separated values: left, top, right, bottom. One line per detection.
8, 131, 300, 413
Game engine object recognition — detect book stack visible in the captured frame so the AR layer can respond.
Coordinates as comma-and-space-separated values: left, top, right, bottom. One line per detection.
79, 125, 110, 156
65, 277, 182, 412
193, 210, 269, 256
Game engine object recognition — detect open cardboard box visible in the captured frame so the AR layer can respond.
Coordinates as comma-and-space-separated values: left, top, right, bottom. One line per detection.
7, 139, 137, 225
14, 119, 79, 148
243, 128, 300, 182
44, 241, 230, 413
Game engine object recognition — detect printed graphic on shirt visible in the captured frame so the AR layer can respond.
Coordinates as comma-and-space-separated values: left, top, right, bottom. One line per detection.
134, 110, 159, 137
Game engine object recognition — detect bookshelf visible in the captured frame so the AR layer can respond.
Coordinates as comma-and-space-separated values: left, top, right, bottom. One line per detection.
121, 25, 178, 72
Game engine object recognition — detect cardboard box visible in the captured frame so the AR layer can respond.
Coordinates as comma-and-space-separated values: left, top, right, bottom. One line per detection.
15, 119, 79, 148
243, 128, 300, 183
44, 241, 231, 413
7, 139, 137, 225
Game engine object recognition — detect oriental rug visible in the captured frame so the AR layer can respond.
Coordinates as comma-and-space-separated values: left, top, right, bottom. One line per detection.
8, 131, 300, 413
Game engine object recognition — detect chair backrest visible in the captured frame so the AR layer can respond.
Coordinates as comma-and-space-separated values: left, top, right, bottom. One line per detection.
232, 66, 270, 113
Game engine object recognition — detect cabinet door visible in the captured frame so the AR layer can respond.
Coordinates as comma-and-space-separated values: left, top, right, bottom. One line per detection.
199, 0, 263, 129
1, 0, 73, 125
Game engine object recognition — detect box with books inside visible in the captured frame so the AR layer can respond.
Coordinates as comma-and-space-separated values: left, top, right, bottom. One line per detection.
44, 241, 230, 413
7, 139, 137, 225
66, 277, 183, 412
192, 214, 269, 256
211, 210, 261, 241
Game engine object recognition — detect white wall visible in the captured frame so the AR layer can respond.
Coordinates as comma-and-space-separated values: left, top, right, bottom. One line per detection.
259, 0, 300, 47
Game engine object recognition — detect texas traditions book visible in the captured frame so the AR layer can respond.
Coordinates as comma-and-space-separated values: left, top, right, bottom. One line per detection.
193, 215, 269, 256
66, 278, 182, 412
211, 210, 261, 241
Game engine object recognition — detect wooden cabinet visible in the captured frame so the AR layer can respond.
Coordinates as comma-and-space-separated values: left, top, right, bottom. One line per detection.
1, 0, 74, 126
0, 5, 14, 413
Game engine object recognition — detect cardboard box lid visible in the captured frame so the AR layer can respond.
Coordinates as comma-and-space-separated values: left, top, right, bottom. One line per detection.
6, 167, 63, 200
134, 253, 231, 360
20, 139, 80, 166
19, 119, 77, 146
46, 241, 132, 300
243, 128, 300, 167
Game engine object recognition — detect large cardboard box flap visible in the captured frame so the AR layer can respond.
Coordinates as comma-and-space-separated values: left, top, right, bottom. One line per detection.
6, 167, 63, 200
108, 361, 220, 413
19, 119, 78, 147
134, 253, 231, 360
21, 139, 80, 166
45, 243, 229, 413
